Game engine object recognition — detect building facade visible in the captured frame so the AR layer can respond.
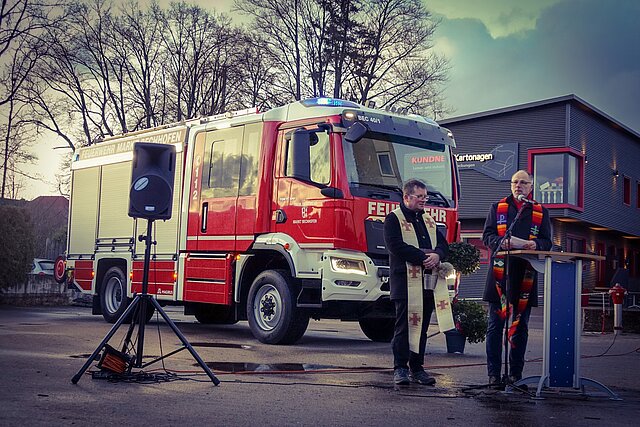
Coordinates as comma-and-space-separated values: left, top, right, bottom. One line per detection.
440, 95, 640, 301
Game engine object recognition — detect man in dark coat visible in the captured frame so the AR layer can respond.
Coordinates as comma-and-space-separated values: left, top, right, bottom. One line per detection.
384, 179, 449, 386
482, 170, 552, 386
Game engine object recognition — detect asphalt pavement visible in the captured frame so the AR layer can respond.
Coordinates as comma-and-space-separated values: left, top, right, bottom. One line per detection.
0, 305, 638, 426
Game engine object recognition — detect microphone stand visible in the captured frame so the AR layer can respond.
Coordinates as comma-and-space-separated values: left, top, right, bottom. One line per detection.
491, 202, 528, 388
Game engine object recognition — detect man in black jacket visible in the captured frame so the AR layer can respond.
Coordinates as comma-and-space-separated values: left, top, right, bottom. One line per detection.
384, 179, 449, 386
482, 170, 552, 386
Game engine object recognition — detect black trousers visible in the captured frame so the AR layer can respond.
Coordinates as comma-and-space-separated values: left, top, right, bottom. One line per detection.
392, 290, 435, 371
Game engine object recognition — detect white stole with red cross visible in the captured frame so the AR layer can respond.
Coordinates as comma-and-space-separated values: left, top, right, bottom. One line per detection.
392, 208, 455, 353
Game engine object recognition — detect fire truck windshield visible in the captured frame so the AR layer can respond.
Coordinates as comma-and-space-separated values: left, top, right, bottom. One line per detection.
342, 133, 455, 207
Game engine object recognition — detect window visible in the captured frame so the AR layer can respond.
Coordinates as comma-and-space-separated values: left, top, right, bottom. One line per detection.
623, 176, 630, 205
202, 127, 244, 198
239, 123, 261, 196
528, 148, 584, 210
310, 132, 331, 184
377, 152, 395, 176
566, 236, 586, 253
343, 134, 454, 205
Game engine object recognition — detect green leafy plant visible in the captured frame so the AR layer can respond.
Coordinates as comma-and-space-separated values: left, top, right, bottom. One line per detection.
447, 241, 480, 276
452, 300, 487, 344
447, 241, 486, 343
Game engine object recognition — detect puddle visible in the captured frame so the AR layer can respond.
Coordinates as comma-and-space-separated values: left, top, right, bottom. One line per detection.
190, 342, 251, 350
69, 352, 160, 360
201, 361, 386, 373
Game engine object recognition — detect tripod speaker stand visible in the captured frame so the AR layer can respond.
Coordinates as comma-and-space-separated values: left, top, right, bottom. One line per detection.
72, 142, 218, 385
71, 219, 219, 385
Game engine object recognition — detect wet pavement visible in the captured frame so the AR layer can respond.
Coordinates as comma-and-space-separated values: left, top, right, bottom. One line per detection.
0, 305, 638, 426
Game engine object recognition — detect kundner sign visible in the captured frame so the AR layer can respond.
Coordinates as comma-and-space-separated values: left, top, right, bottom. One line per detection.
454, 143, 518, 181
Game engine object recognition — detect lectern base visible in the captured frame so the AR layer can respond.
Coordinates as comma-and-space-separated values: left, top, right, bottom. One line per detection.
510, 375, 621, 400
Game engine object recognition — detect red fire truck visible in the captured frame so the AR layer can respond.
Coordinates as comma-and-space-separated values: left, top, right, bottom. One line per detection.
59, 98, 460, 344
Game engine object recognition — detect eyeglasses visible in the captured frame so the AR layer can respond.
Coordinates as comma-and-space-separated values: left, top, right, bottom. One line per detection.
408, 194, 429, 200
511, 180, 531, 185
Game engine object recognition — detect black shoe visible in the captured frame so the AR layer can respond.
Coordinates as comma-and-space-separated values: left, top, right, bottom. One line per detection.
508, 374, 522, 384
508, 375, 528, 390
393, 368, 410, 385
488, 375, 501, 387
409, 369, 436, 386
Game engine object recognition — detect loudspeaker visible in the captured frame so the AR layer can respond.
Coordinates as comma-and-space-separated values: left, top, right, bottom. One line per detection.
128, 142, 176, 220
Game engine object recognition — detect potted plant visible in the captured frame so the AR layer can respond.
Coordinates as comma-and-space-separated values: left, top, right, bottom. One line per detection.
443, 242, 487, 353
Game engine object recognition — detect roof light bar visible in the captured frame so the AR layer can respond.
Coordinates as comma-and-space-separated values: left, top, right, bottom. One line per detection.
301, 98, 361, 108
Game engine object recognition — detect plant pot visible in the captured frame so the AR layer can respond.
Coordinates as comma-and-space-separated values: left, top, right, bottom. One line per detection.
444, 329, 466, 354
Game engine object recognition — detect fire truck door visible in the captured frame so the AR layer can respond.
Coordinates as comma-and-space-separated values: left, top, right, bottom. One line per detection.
274, 128, 335, 242
194, 127, 245, 252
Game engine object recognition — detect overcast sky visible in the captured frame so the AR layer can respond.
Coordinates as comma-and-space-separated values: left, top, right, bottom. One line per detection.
21, 0, 640, 199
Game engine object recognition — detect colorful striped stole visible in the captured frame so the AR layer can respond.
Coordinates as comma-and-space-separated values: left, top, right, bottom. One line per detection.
492, 197, 543, 347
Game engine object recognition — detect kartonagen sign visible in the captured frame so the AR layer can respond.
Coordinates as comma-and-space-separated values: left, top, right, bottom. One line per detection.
454, 143, 518, 181
455, 153, 493, 162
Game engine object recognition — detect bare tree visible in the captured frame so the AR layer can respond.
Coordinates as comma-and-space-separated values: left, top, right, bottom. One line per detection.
235, 0, 306, 100
23, 18, 97, 148
71, 0, 129, 135
346, 0, 445, 111
299, 0, 330, 97
158, 1, 191, 121
1, 38, 38, 198
0, 0, 53, 106
113, 0, 165, 129
322, 0, 363, 99
1, 100, 36, 199
1, 0, 69, 198
236, 33, 289, 110
235, 0, 449, 115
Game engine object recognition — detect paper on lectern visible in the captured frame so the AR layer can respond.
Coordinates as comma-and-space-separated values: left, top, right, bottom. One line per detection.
506, 236, 530, 249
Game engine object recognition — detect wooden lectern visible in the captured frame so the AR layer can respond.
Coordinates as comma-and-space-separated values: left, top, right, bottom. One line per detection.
498, 250, 619, 399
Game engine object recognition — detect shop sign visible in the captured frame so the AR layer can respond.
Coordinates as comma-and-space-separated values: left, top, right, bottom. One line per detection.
454, 143, 518, 181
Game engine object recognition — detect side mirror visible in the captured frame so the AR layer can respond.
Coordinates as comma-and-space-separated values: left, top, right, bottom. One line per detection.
344, 122, 368, 144
290, 128, 312, 180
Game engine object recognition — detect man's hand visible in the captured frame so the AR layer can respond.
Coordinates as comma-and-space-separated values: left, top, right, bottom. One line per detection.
423, 253, 440, 270
523, 240, 537, 250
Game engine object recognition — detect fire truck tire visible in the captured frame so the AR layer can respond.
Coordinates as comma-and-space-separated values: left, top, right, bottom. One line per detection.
100, 267, 131, 323
358, 317, 395, 342
99, 267, 155, 324
247, 269, 309, 344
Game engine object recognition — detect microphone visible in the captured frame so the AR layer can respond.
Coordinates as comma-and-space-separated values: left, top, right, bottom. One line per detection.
517, 194, 537, 204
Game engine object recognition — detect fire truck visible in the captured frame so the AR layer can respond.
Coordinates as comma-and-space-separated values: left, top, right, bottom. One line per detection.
58, 98, 460, 344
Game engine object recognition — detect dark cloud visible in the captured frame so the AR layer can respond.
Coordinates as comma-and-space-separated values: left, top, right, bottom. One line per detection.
436, 0, 640, 132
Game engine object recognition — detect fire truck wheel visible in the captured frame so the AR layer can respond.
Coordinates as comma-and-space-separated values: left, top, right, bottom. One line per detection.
358, 317, 395, 342
100, 267, 155, 324
247, 269, 309, 344
100, 266, 132, 323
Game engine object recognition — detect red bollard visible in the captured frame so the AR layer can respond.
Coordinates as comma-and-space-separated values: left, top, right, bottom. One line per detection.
609, 284, 627, 334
